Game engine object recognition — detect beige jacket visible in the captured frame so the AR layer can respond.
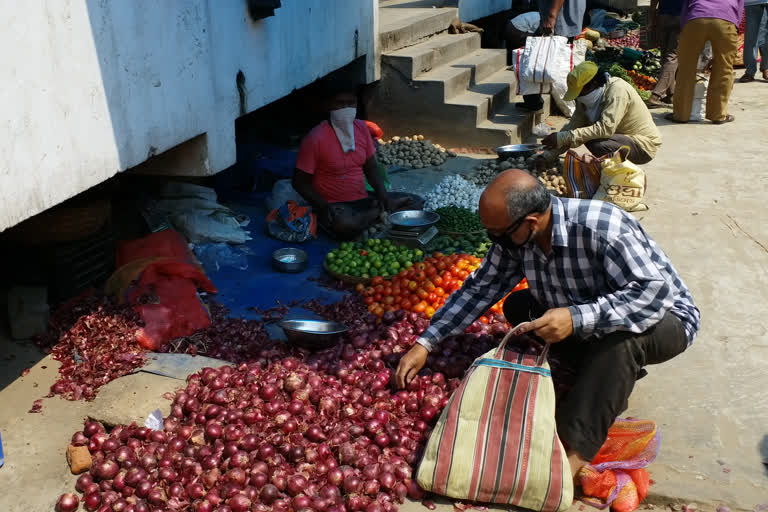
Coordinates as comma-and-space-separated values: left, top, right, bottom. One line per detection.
556, 77, 662, 158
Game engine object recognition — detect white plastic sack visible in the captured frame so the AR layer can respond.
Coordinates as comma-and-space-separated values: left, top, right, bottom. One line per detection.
519, 36, 569, 84
690, 75, 708, 122
149, 184, 252, 244
512, 40, 587, 117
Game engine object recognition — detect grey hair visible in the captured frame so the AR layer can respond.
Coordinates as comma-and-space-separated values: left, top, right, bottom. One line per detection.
504, 179, 552, 222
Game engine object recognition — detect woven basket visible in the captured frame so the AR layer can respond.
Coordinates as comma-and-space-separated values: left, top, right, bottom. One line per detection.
7, 199, 111, 246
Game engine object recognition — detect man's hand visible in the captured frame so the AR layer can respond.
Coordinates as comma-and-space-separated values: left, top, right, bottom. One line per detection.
540, 14, 556, 36
395, 344, 428, 389
542, 133, 559, 149
512, 308, 574, 343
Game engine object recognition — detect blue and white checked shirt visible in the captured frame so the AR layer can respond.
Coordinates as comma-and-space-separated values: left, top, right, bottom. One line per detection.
417, 197, 700, 351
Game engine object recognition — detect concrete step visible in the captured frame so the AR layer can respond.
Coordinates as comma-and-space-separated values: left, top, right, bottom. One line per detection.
412, 49, 508, 102
476, 98, 552, 146
379, 6, 458, 53
383, 32, 481, 79
443, 67, 517, 126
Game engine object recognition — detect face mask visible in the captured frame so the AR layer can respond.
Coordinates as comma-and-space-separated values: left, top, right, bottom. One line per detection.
578, 85, 605, 123
329, 107, 357, 153
489, 225, 536, 251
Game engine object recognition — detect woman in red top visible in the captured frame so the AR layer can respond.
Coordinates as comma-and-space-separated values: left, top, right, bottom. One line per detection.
293, 85, 421, 240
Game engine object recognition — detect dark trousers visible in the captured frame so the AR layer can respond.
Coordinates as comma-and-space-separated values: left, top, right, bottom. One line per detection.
585, 134, 653, 164
503, 290, 688, 460
651, 15, 681, 100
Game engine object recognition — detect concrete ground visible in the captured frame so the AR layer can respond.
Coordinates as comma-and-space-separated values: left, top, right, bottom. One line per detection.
1, 85, 767, 511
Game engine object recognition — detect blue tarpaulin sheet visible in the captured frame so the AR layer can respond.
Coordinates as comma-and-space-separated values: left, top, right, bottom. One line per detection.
199, 202, 346, 322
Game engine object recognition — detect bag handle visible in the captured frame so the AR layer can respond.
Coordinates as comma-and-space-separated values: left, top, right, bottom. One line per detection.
495, 329, 551, 369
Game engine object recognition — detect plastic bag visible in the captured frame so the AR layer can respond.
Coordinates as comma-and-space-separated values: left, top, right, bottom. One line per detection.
593, 147, 647, 212
193, 243, 249, 272
519, 36, 570, 84
533, 122, 553, 137
578, 419, 659, 512
416, 335, 573, 512
266, 201, 317, 243
690, 75, 708, 122
266, 179, 307, 212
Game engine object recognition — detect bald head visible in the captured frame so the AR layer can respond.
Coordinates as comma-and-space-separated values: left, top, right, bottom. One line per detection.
479, 169, 543, 230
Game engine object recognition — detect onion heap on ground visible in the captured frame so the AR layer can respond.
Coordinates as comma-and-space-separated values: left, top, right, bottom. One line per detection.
376, 136, 455, 169
423, 175, 483, 212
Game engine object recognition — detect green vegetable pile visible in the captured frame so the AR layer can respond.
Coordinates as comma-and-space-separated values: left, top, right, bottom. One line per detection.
435, 206, 484, 233
325, 239, 424, 279
606, 63, 652, 101
425, 233, 492, 259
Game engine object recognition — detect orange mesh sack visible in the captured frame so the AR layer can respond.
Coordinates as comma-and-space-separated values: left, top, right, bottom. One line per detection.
578, 419, 658, 512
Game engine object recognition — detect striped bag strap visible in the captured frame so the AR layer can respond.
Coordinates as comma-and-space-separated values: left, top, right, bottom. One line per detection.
472, 330, 552, 377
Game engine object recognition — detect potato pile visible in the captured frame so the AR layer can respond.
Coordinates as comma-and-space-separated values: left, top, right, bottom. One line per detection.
467, 156, 567, 196
376, 135, 456, 168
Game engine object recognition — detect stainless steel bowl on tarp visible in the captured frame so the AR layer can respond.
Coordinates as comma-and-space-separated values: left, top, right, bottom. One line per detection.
495, 144, 544, 160
388, 210, 440, 232
279, 319, 348, 350
272, 248, 309, 273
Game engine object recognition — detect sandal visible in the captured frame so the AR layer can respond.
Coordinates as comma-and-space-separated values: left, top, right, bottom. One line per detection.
664, 113, 688, 124
712, 114, 735, 124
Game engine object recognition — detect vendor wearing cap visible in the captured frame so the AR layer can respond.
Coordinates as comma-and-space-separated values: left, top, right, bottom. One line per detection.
541, 62, 662, 164
293, 84, 422, 240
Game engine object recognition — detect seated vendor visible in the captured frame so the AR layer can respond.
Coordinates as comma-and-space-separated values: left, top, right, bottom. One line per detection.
541, 61, 662, 164
293, 84, 422, 240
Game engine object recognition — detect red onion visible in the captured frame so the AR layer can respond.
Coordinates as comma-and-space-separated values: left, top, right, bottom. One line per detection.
147, 487, 167, 505
259, 484, 280, 504
227, 493, 251, 512
71, 431, 89, 446
92, 460, 119, 481
379, 472, 396, 490
83, 492, 101, 511
56, 493, 79, 512
75, 474, 94, 493
286, 474, 309, 496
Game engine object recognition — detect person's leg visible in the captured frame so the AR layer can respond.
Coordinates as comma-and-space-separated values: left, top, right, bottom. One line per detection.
706, 19, 739, 122
555, 313, 689, 476
585, 135, 651, 164
673, 19, 709, 122
502, 289, 547, 326
742, 5, 763, 78
320, 198, 380, 240
651, 15, 681, 101
384, 192, 425, 211
759, 6, 768, 77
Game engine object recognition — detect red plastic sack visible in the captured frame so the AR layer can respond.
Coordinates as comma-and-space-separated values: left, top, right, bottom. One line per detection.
129, 260, 217, 350
578, 419, 658, 512
116, 229, 195, 268
110, 230, 217, 350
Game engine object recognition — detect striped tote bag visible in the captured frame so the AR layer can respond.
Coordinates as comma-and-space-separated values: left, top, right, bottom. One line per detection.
563, 149, 603, 200
416, 334, 573, 512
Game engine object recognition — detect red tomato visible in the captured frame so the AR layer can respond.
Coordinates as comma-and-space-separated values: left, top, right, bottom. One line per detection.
365, 296, 374, 305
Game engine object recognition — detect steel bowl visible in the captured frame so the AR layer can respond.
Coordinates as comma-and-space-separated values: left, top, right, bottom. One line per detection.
272, 248, 308, 273
280, 319, 348, 350
495, 144, 543, 160
388, 210, 440, 232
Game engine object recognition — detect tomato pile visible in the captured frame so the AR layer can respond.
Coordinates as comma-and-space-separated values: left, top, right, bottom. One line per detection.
355, 253, 528, 319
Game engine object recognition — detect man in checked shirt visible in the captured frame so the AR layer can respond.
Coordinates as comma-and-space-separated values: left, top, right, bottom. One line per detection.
395, 169, 700, 479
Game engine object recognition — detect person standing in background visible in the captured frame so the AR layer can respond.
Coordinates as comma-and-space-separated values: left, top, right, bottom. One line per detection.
646, 0, 684, 108
738, 0, 768, 82
517, 0, 587, 111
667, 0, 744, 124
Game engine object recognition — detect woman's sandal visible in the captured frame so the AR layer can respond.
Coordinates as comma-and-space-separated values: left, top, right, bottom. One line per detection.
712, 114, 735, 124
664, 113, 688, 124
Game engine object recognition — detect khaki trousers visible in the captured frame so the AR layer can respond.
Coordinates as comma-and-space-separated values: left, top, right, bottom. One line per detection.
673, 18, 739, 122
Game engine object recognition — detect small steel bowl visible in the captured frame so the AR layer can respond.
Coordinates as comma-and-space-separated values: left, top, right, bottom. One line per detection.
280, 319, 348, 350
495, 144, 543, 160
272, 248, 308, 273
388, 210, 440, 232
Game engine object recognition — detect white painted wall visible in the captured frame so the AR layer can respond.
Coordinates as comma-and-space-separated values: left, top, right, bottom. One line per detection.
458, 0, 510, 21
0, 0, 375, 233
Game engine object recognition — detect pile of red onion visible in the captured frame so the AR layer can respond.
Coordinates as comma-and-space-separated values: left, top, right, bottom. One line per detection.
61, 354, 452, 512
36, 294, 146, 402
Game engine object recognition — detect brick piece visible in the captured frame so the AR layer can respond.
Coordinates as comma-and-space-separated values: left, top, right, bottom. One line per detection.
67, 444, 92, 474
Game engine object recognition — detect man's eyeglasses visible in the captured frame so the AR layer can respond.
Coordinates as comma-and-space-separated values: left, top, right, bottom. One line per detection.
486, 208, 538, 241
